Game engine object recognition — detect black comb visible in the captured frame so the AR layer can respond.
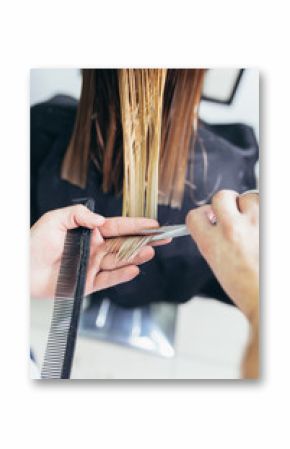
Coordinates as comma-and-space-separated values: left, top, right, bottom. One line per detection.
41, 198, 95, 379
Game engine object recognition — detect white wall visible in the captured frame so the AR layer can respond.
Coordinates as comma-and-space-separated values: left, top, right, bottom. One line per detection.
30, 68, 82, 105
199, 68, 259, 139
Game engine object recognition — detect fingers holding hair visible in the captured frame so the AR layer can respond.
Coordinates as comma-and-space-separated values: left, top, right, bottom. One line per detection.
92, 265, 140, 292
99, 217, 159, 238
43, 204, 105, 231
86, 244, 155, 294
99, 245, 155, 270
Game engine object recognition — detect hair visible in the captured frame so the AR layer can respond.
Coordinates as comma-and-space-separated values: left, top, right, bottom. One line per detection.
119, 69, 167, 218
61, 69, 204, 213
61, 69, 205, 260
104, 235, 152, 262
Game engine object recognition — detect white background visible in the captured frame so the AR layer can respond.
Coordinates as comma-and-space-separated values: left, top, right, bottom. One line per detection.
0, 1, 288, 449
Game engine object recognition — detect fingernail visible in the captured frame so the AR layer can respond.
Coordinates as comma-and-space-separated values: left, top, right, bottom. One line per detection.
207, 211, 217, 225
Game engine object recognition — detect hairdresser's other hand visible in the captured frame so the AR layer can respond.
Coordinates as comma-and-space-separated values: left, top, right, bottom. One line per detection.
186, 190, 259, 322
30, 206, 161, 299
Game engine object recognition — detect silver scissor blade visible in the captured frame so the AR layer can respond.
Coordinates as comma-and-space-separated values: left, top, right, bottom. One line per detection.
140, 224, 190, 241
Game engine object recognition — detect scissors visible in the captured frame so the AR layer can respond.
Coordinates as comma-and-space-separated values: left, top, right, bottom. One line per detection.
138, 224, 190, 242
136, 190, 259, 243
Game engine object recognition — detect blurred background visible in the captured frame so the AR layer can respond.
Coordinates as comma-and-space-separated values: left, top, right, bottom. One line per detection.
30, 68, 259, 379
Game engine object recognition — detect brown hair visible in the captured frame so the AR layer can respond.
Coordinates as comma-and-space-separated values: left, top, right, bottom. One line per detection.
61, 69, 205, 215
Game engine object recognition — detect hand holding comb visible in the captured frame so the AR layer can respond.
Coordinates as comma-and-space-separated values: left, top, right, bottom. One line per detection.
41, 198, 94, 379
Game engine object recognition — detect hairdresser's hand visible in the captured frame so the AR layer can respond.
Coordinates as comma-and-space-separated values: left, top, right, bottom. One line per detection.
186, 190, 259, 322
30, 206, 162, 299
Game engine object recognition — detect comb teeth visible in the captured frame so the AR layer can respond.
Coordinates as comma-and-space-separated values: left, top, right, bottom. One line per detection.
41, 200, 94, 379
41, 231, 83, 379
41, 298, 75, 378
